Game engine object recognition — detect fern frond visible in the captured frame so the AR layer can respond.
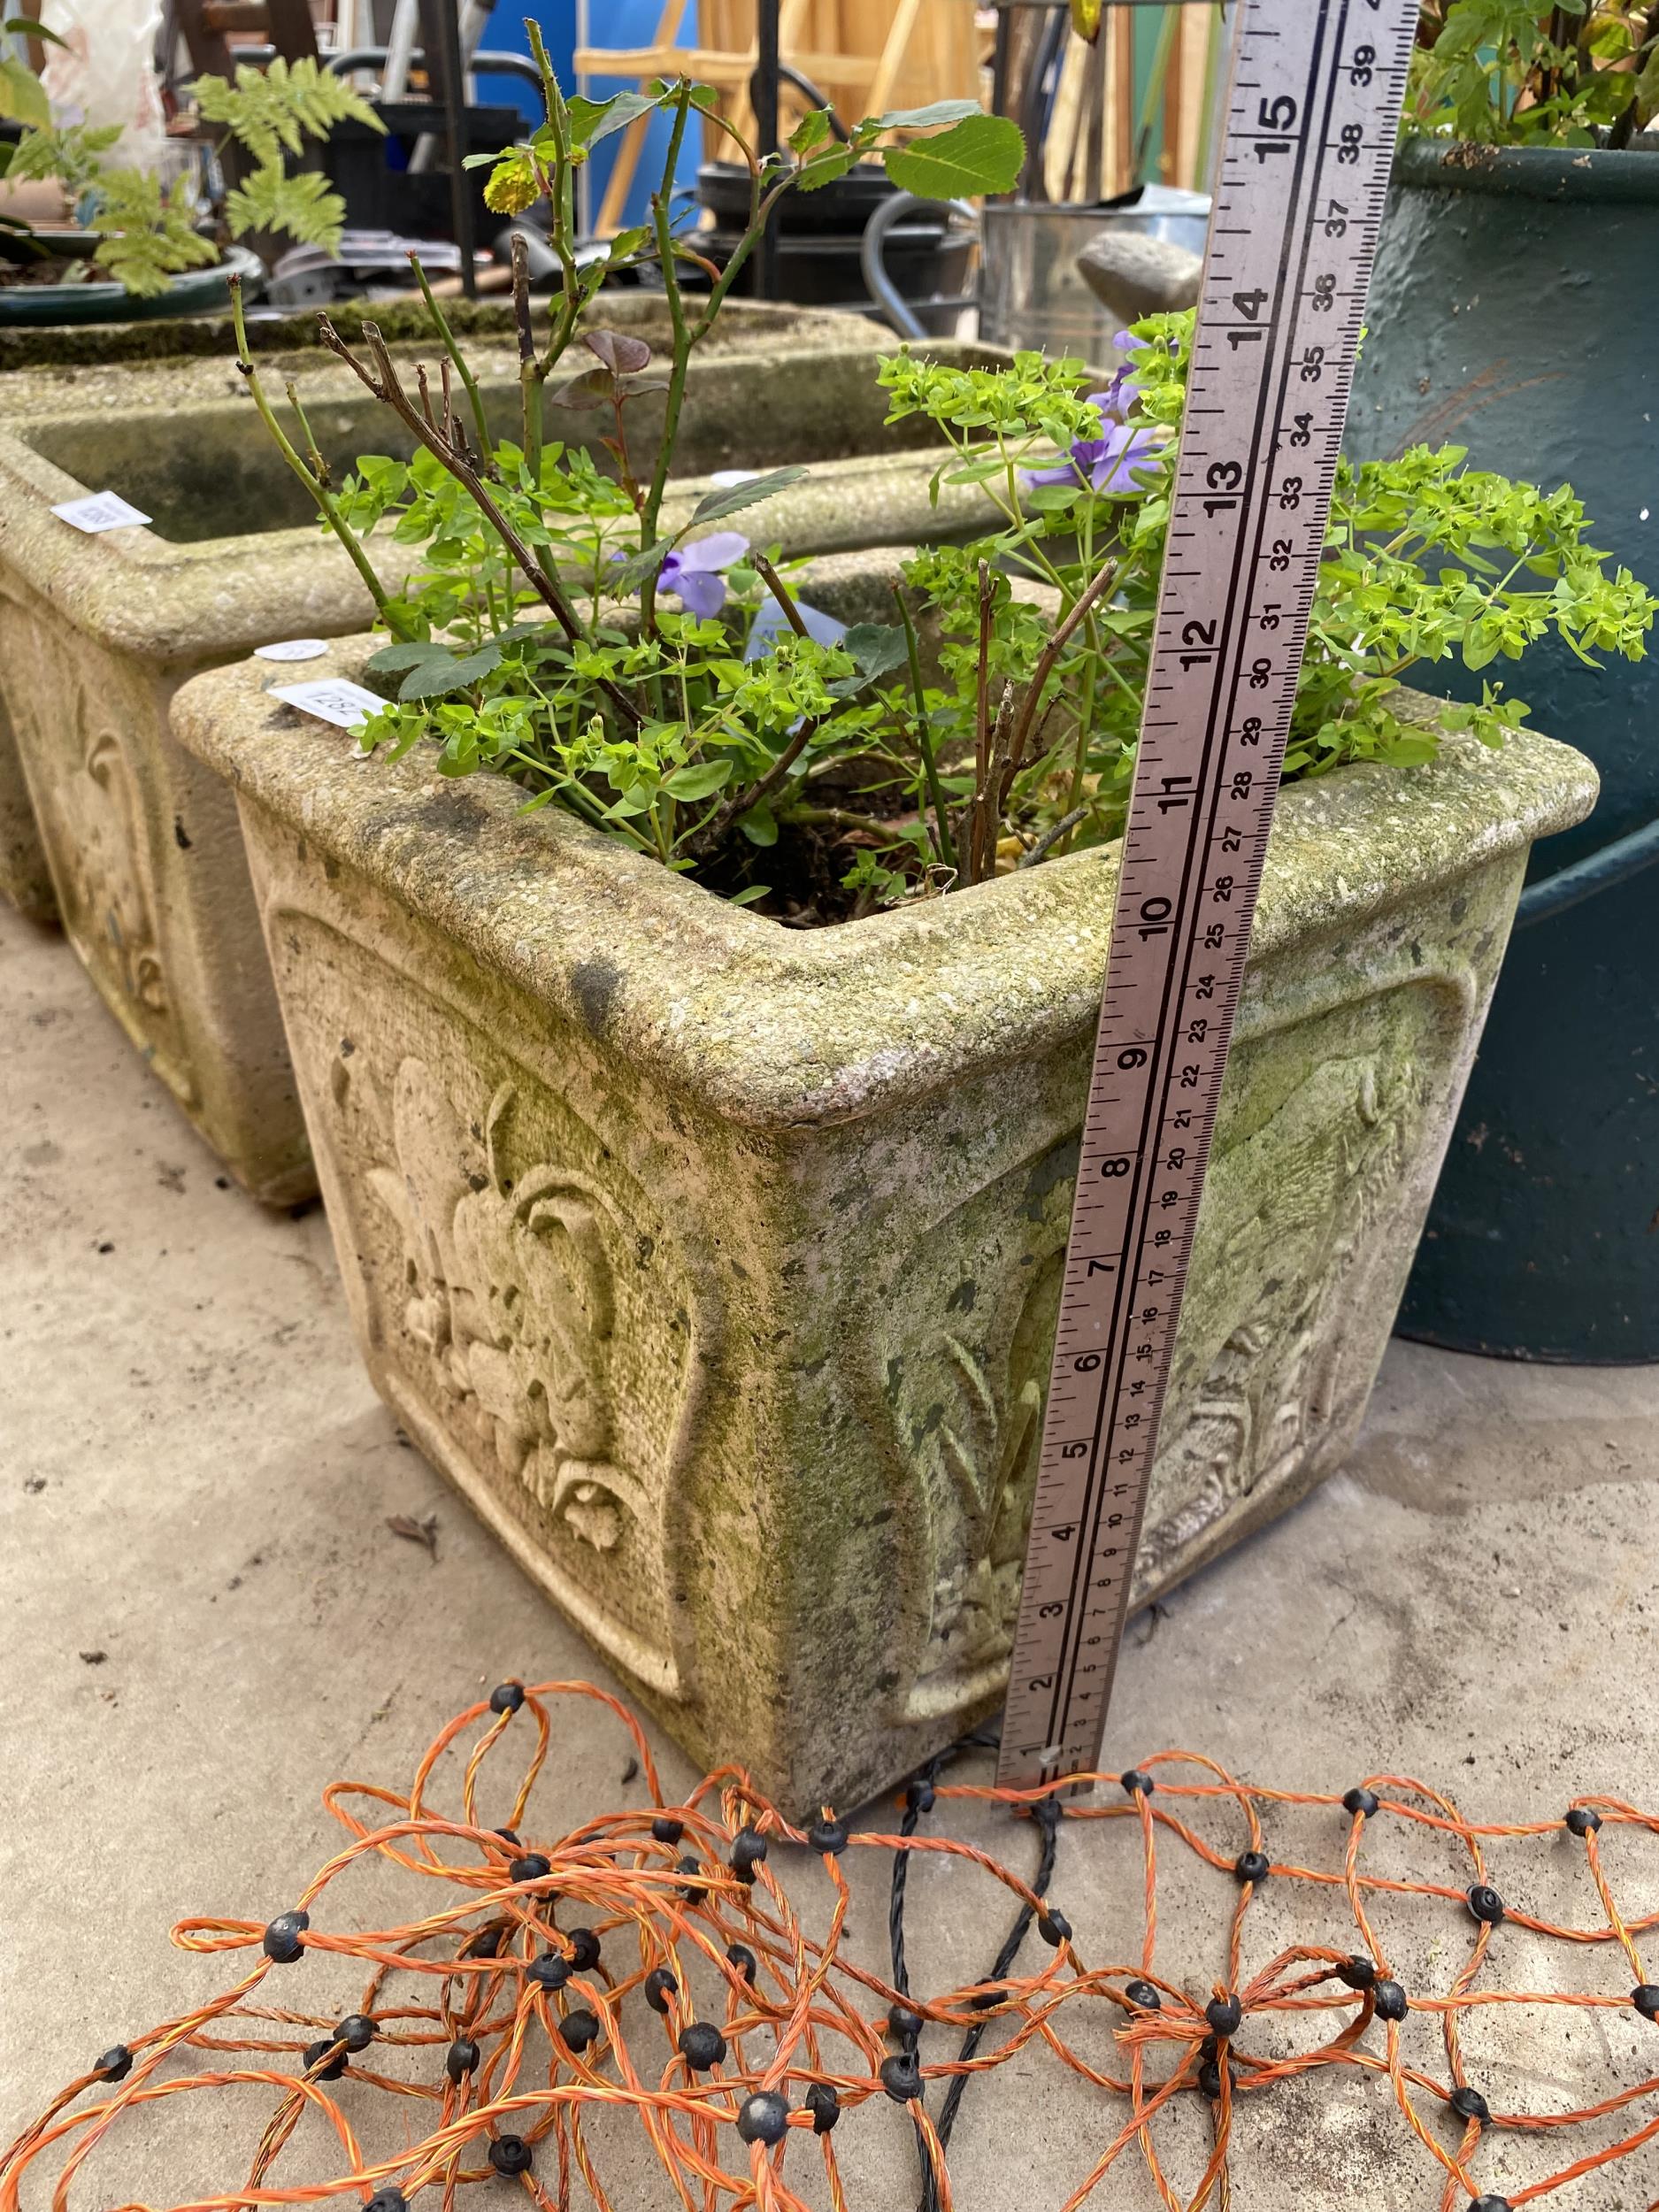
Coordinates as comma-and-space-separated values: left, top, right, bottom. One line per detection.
89, 172, 219, 297
6, 120, 121, 198
195, 56, 383, 169
225, 157, 349, 255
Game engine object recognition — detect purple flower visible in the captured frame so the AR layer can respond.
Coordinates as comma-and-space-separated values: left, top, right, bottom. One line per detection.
1023, 413, 1160, 497
657, 531, 749, 617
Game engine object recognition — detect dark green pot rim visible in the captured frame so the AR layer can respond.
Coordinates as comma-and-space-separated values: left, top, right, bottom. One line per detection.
0, 240, 265, 327
1394, 136, 1659, 204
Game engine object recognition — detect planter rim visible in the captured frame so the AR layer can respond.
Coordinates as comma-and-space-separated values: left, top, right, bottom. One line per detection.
169, 637, 1599, 1133
1392, 136, 1659, 204
0, 382, 960, 664
0, 289, 883, 376
0, 242, 266, 328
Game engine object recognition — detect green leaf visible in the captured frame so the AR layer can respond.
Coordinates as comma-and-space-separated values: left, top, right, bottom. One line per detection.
397, 643, 503, 701
492, 618, 565, 651
86, 170, 219, 296
5, 120, 119, 196
611, 540, 672, 594
565, 88, 659, 149
364, 641, 449, 678
481, 148, 540, 215
942, 455, 1010, 486
0, 55, 49, 128
224, 157, 349, 255
195, 56, 382, 168
881, 111, 1024, 201
727, 883, 772, 904
1026, 484, 1082, 513
842, 623, 910, 681
737, 800, 778, 847
794, 145, 857, 193
3, 14, 68, 44
687, 465, 808, 529
875, 99, 980, 129
662, 758, 734, 800
788, 107, 833, 154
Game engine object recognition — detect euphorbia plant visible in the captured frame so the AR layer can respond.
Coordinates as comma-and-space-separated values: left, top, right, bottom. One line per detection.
233, 40, 1654, 925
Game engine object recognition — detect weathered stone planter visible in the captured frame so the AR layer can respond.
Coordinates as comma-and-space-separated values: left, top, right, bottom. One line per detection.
172, 643, 1595, 1810
0, 310, 993, 1200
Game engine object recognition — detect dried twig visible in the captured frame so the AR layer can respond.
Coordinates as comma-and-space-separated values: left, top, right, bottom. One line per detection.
751, 555, 812, 641
1008, 557, 1119, 772
317, 317, 644, 732
709, 714, 823, 841
895, 585, 955, 872
387, 1513, 439, 1562
1018, 805, 1090, 869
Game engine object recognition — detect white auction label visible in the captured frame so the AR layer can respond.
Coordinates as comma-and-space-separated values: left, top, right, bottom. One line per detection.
255, 638, 328, 663
270, 679, 385, 731
51, 491, 151, 533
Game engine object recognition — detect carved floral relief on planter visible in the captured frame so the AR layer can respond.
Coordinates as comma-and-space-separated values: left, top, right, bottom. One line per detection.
0, 591, 191, 1094
878, 960, 1476, 1724
267, 910, 703, 1700
0, 678, 55, 923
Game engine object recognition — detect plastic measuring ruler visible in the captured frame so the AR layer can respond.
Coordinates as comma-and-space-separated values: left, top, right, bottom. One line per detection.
997, 0, 1418, 1793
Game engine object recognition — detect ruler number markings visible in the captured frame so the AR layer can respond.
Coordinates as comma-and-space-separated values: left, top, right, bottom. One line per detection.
998, 0, 1418, 1786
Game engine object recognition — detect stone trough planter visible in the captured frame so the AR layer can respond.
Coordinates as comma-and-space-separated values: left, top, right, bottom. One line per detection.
171, 642, 1596, 1811
0, 307, 996, 1202
0, 296, 556, 926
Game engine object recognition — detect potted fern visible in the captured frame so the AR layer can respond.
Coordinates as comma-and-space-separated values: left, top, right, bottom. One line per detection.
162, 58, 1639, 1808
0, 51, 383, 325
1348, 0, 1659, 1360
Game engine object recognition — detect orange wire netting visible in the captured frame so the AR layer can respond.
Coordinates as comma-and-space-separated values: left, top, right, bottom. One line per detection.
6, 1677, 1659, 2212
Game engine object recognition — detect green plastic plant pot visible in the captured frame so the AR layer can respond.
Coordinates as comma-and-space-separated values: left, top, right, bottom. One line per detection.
1348, 141, 1659, 1361
0, 241, 266, 327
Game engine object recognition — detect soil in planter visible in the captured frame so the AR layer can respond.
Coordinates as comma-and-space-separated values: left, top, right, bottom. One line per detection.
0, 252, 103, 287
694, 809, 880, 926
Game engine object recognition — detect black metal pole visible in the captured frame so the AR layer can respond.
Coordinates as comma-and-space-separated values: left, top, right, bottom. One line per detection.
419, 0, 476, 299
755, 0, 780, 301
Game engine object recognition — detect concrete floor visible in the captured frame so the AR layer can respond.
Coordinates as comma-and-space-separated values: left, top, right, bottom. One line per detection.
4, 897, 1658, 2211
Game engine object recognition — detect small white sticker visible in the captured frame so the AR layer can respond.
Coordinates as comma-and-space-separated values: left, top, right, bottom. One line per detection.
271, 679, 385, 731
708, 468, 760, 488
51, 490, 151, 534
255, 638, 329, 663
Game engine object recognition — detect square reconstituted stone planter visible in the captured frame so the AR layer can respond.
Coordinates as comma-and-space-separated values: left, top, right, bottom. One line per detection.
172, 643, 1596, 1810
0, 304, 993, 1202
0, 296, 586, 928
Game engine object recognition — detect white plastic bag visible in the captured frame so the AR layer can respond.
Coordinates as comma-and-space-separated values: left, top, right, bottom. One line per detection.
38, 0, 165, 173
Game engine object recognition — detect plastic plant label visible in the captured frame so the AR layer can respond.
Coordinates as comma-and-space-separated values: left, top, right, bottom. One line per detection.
270, 679, 384, 731
255, 638, 328, 663
50, 491, 151, 533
